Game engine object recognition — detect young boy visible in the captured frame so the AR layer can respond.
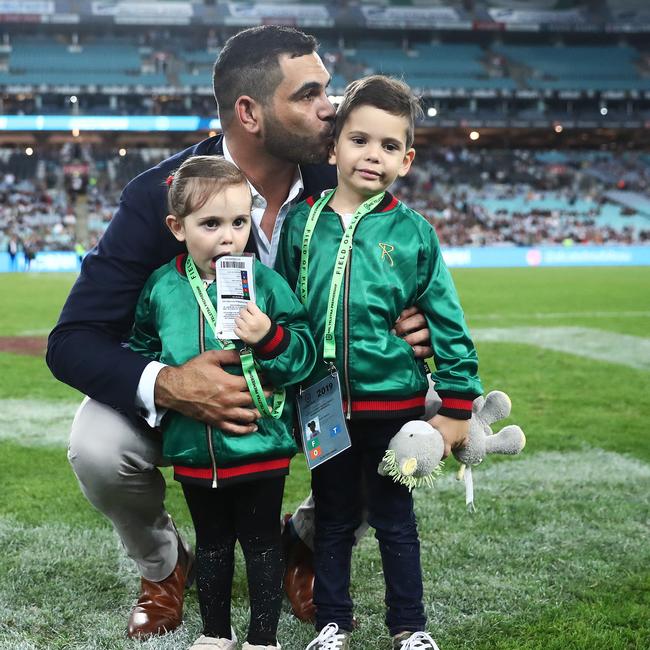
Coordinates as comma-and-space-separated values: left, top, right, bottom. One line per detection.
275, 76, 483, 650
129, 155, 317, 650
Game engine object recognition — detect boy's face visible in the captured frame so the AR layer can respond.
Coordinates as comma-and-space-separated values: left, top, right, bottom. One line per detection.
330, 104, 415, 202
166, 182, 252, 279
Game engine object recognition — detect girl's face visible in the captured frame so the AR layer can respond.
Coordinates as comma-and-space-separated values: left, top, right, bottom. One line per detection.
166, 182, 252, 279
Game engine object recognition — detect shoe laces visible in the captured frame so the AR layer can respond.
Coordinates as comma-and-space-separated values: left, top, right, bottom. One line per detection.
306, 623, 347, 650
398, 631, 440, 650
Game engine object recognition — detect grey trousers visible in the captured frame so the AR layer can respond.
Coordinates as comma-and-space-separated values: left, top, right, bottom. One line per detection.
68, 397, 178, 581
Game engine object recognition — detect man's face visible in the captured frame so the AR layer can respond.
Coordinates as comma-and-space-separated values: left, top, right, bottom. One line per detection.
261, 52, 335, 165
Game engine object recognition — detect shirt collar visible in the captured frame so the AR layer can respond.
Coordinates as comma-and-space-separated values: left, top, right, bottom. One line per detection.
221, 136, 304, 208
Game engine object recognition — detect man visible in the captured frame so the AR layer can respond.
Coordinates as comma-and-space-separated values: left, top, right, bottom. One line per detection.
47, 26, 433, 639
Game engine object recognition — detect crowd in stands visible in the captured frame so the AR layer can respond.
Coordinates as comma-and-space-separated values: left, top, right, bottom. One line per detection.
396, 148, 650, 246
2, 146, 649, 261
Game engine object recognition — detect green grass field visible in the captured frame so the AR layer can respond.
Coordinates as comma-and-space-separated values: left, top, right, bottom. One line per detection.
1, 267, 649, 650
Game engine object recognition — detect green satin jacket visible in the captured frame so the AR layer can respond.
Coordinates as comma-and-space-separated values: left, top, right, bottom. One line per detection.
275, 192, 482, 421
129, 254, 317, 487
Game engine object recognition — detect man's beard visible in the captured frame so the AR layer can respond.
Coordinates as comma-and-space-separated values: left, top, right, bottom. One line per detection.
263, 112, 332, 166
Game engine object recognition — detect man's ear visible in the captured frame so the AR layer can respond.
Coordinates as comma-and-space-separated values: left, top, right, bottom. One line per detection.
165, 215, 186, 242
398, 148, 416, 178
234, 95, 262, 135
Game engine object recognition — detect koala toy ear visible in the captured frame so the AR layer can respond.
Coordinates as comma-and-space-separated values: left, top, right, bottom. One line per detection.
478, 391, 511, 424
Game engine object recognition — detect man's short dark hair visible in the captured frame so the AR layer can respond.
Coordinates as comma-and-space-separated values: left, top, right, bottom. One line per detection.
334, 75, 423, 149
213, 26, 318, 126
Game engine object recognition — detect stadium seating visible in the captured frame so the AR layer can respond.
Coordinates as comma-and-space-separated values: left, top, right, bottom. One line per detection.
494, 44, 649, 92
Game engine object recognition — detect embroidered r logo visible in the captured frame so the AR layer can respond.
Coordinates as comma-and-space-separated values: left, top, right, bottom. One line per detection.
379, 243, 395, 267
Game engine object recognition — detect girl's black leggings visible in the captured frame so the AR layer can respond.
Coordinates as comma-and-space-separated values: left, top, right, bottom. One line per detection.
182, 476, 286, 645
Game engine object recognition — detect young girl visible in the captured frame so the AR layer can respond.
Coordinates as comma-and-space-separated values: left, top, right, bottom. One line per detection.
129, 155, 317, 650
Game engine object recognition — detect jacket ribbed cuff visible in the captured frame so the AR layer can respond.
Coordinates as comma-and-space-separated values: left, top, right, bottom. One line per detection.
252, 321, 290, 360
436, 391, 477, 420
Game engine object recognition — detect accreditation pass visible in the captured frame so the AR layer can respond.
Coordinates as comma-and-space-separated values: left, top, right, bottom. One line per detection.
215, 254, 256, 339
296, 370, 351, 470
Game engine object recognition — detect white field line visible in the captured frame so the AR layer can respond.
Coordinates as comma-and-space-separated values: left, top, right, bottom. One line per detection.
1, 449, 648, 649
473, 326, 650, 370
0, 399, 79, 446
16, 328, 51, 336
471, 310, 650, 321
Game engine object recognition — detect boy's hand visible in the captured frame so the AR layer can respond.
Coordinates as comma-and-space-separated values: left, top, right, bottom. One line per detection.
235, 302, 272, 345
428, 413, 470, 459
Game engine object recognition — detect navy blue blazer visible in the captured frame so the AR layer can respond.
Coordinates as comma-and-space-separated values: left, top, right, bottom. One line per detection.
46, 135, 337, 416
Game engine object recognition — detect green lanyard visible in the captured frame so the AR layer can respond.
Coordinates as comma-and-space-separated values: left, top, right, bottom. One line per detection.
298, 190, 385, 360
185, 255, 285, 419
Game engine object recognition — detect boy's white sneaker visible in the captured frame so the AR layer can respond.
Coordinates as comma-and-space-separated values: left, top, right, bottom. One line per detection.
392, 631, 440, 650
189, 630, 237, 650
241, 643, 281, 650
305, 622, 351, 650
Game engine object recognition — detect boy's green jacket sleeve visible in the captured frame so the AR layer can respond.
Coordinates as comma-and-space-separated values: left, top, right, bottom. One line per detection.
415, 226, 482, 399
128, 271, 163, 362
251, 262, 316, 388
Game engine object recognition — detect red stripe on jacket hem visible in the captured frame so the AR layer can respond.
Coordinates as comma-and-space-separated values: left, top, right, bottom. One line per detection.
174, 457, 290, 481
440, 397, 473, 411
342, 395, 425, 413
257, 325, 285, 355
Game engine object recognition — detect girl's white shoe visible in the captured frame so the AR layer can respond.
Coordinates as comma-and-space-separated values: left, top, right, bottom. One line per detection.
189, 630, 237, 650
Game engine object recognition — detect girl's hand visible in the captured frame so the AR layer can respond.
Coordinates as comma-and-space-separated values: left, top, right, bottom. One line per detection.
234, 302, 272, 345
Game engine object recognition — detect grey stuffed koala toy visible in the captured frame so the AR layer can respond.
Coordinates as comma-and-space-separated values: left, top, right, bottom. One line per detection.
378, 389, 526, 495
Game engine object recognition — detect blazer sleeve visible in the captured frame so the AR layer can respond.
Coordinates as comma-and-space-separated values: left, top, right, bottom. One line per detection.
128, 273, 163, 362
415, 224, 483, 418
46, 174, 182, 416
251, 265, 316, 388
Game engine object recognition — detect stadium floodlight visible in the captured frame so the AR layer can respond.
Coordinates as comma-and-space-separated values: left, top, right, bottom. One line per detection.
554, 124, 563, 133
427, 107, 438, 117
600, 107, 608, 116
69, 96, 78, 104
469, 130, 480, 141
119, 148, 127, 157
25, 147, 33, 156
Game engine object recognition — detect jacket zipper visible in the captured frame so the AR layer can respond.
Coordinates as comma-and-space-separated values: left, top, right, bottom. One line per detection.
338, 214, 353, 420
199, 297, 219, 488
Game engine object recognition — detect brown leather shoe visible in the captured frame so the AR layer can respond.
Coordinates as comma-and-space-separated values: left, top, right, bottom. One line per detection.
282, 513, 316, 623
126, 529, 195, 639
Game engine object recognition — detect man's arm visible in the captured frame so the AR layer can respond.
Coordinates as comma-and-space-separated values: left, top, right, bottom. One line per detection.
393, 305, 433, 359
46, 166, 262, 432
47, 179, 180, 415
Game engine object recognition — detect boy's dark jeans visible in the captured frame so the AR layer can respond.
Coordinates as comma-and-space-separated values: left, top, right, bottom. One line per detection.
312, 417, 426, 636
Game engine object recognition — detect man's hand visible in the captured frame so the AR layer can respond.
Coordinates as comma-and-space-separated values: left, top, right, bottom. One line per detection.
235, 302, 272, 345
154, 349, 265, 434
393, 306, 433, 359
428, 413, 470, 459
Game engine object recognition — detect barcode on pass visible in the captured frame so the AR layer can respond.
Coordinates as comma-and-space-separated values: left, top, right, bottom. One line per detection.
220, 260, 246, 269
